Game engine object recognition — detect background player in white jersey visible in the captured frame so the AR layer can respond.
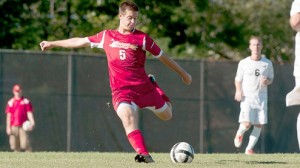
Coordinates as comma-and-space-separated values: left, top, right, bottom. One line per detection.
233, 36, 274, 154
288, 0, 300, 150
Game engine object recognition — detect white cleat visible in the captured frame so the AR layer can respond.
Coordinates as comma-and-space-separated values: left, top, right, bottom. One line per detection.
245, 149, 254, 155
234, 135, 243, 148
286, 86, 300, 106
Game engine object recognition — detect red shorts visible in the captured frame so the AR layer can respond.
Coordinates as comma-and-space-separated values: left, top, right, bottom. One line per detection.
112, 84, 170, 111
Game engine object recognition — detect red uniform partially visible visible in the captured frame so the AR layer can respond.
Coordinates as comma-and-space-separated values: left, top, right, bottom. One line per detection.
6, 97, 33, 127
87, 29, 168, 110
39, 1, 192, 162
5, 84, 35, 152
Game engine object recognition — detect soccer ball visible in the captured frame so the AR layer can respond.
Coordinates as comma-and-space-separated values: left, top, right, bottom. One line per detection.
170, 142, 194, 163
22, 120, 31, 131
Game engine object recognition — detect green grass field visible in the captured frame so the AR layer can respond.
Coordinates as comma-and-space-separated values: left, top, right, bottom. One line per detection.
0, 152, 299, 168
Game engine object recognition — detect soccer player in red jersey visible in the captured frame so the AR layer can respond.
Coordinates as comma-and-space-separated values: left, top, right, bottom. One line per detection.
40, 1, 192, 162
5, 84, 35, 152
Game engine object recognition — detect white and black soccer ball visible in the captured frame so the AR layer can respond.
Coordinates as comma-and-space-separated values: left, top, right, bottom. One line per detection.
22, 120, 31, 131
170, 142, 194, 163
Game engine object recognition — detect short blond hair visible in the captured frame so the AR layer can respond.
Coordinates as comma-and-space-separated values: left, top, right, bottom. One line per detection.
119, 1, 139, 15
249, 36, 262, 44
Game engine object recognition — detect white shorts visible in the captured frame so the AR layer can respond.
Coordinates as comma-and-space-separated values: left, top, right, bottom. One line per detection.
239, 97, 268, 125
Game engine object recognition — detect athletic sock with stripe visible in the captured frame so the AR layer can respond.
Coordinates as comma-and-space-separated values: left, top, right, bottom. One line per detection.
246, 126, 261, 150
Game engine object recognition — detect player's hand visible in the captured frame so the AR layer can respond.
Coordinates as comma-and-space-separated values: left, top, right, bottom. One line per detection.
29, 123, 35, 131
39, 41, 53, 51
234, 91, 243, 102
182, 73, 192, 85
6, 127, 11, 135
260, 76, 268, 87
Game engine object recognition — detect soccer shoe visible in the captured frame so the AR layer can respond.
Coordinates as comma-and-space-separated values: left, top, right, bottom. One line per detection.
134, 154, 155, 163
245, 149, 254, 155
234, 135, 243, 148
148, 74, 171, 102
148, 74, 156, 83
286, 86, 300, 106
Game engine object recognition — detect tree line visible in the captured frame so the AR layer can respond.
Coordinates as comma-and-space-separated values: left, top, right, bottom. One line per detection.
0, 0, 295, 63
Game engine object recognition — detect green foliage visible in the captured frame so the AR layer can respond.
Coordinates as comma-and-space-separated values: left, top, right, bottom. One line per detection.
0, 0, 295, 62
0, 0, 40, 49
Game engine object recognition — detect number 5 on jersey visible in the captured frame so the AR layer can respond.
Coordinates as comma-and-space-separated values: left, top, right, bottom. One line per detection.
119, 50, 126, 60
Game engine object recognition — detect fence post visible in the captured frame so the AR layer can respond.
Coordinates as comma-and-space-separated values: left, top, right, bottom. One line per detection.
67, 52, 73, 152
0, 51, 3, 119
199, 59, 205, 153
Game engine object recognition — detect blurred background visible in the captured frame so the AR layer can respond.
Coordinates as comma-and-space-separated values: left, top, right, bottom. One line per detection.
0, 0, 299, 153
0, 0, 294, 62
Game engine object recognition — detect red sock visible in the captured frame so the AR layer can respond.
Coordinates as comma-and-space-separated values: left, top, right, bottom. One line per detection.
127, 130, 149, 155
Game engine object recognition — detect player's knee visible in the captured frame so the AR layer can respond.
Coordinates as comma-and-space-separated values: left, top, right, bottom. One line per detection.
122, 115, 136, 128
160, 108, 172, 120
20, 142, 28, 150
254, 124, 263, 128
161, 113, 172, 121
244, 122, 252, 129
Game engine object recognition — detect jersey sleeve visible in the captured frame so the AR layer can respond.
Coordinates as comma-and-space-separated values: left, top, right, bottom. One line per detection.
5, 103, 12, 114
5, 99, 13, 114
24, 99, 33, 113
235, 61, 244, 82
86, 30, 106, 49
291, 0, 300, 16
26, 102, 33, 113
144, 34, 163, 58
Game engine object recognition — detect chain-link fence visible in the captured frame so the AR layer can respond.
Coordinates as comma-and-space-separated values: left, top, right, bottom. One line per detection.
0, 49, 298, 153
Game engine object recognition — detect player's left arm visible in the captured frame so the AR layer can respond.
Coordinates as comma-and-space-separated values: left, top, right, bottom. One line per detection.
261, 77, 273, 86
261, 62, 274, 86
26, 101, 35, 130
27, 112, 35, 131
158, 53, 192, 85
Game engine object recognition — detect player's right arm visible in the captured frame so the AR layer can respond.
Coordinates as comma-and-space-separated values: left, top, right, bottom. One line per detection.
234, 80, 243, 102
5, 103, 12, 135
6, 113, 11, 135
40, 38, 90, 51
234, 61, 244, 102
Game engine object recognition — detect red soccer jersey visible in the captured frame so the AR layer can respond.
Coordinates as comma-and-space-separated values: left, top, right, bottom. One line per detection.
5, 97, 33, 126
87, 29, 163, 94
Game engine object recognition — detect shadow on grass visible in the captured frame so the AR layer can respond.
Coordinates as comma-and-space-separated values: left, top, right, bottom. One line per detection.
217, 160, 287, 165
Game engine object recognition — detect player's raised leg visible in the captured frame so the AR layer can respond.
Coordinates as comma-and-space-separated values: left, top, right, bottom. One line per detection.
286, 79, 300, 106
148, 74, 172, 120
116, 102, 154, 163
152, 102, 172, 121
234, 103, 252, 149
